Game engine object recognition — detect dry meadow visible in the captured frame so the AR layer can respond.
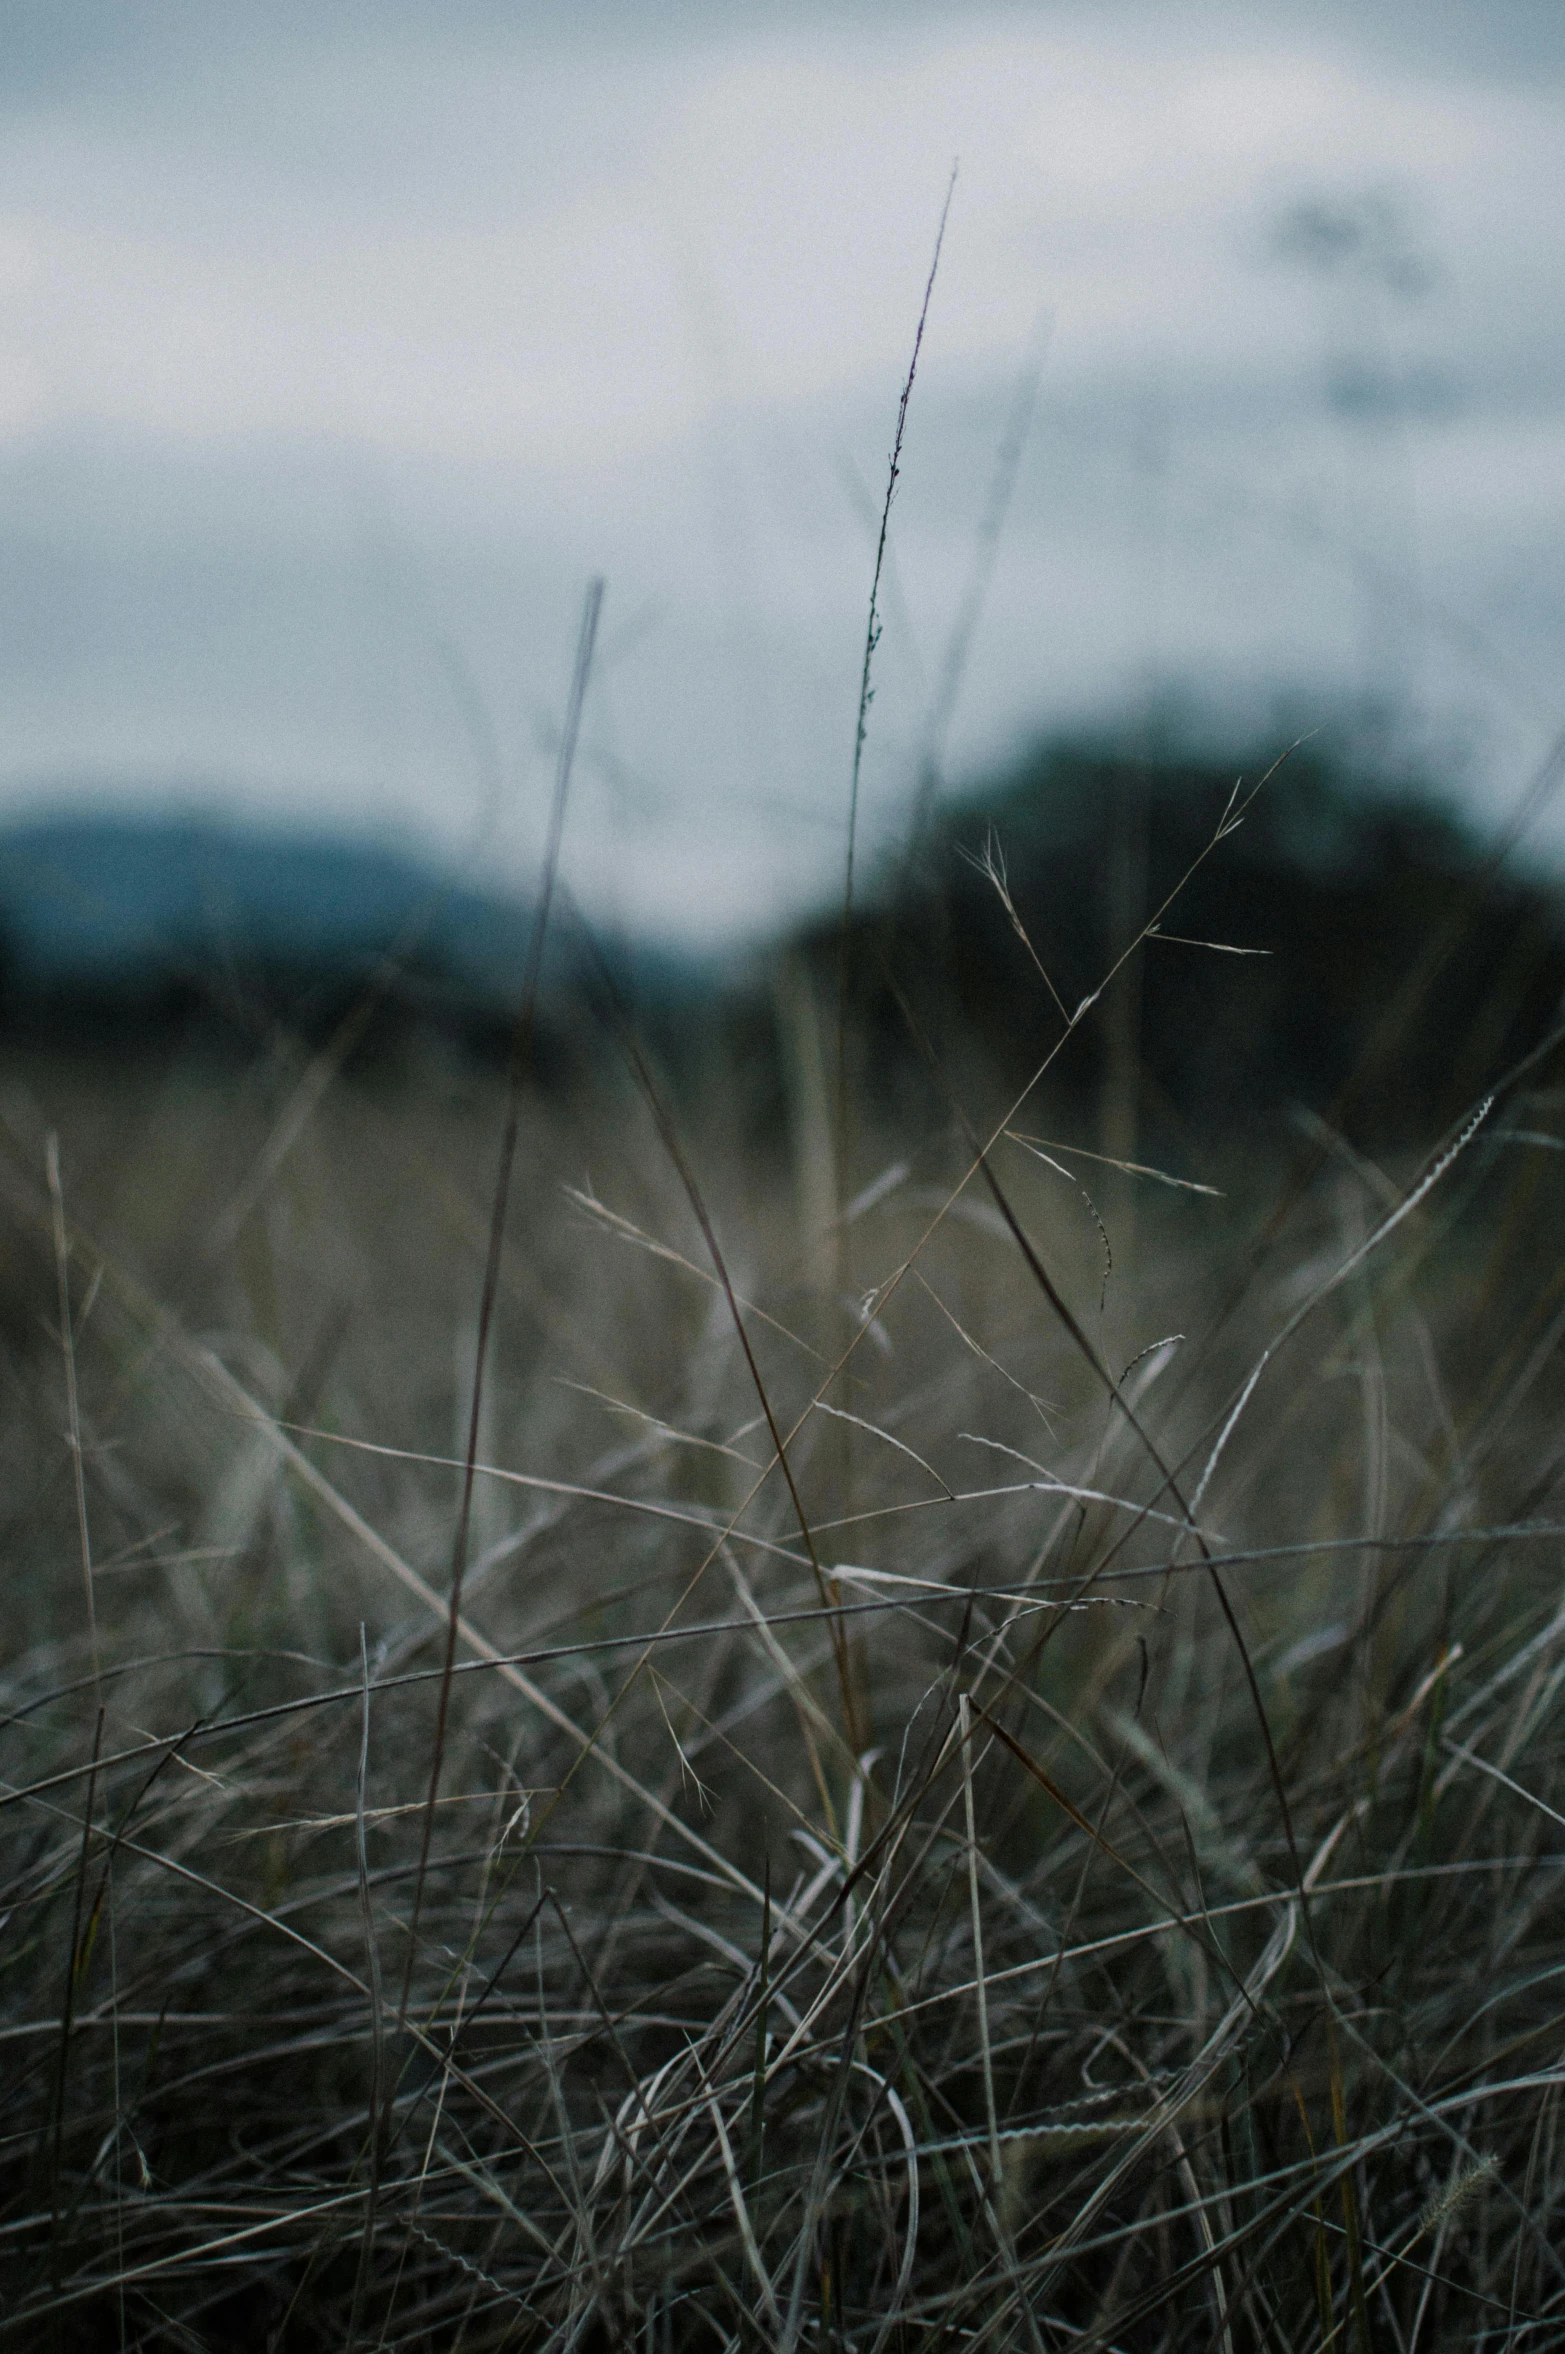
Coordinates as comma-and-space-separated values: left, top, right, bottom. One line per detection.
2, 875, 1564, 2353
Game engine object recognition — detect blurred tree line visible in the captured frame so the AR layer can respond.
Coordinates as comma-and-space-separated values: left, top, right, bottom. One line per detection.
777, 736, 1565, 1152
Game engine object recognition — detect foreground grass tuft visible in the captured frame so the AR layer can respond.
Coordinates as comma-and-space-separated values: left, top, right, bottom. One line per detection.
2, 885, 1565, 2352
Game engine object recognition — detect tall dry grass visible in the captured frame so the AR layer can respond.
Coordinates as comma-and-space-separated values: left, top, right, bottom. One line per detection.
3, 830, 1565, 2352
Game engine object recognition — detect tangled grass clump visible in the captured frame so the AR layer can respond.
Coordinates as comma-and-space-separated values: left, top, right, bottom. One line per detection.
3, 834, 1565, 2354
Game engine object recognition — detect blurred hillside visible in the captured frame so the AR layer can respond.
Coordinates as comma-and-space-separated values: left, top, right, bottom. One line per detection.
0, 807, 702, 1067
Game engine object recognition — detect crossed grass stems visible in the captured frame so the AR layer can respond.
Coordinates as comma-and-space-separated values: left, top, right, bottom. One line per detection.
5, 724, 1565, 2350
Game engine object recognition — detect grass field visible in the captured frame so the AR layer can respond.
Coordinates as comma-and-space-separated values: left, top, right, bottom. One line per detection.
3, 843, 1565, 2354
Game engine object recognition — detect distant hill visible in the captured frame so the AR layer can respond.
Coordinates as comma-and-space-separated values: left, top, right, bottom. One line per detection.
0, 808, 700, 1061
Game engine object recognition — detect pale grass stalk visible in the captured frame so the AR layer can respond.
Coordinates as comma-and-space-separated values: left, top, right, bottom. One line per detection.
46, 1136, 97, 1691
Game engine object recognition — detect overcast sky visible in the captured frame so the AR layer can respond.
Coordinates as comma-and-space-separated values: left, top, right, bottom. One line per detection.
2, 1, 1563, 940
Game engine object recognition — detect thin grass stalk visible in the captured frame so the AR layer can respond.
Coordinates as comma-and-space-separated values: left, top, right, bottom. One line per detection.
835, 163, 957, 1155
46, 1136, 97, 1695
401, 575, 602, 2024
46, 1706, 104, 2298
348, 1624, 386, 2348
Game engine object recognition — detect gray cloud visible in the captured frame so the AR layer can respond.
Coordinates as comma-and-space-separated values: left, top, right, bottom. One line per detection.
1, 1, 1562, 938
